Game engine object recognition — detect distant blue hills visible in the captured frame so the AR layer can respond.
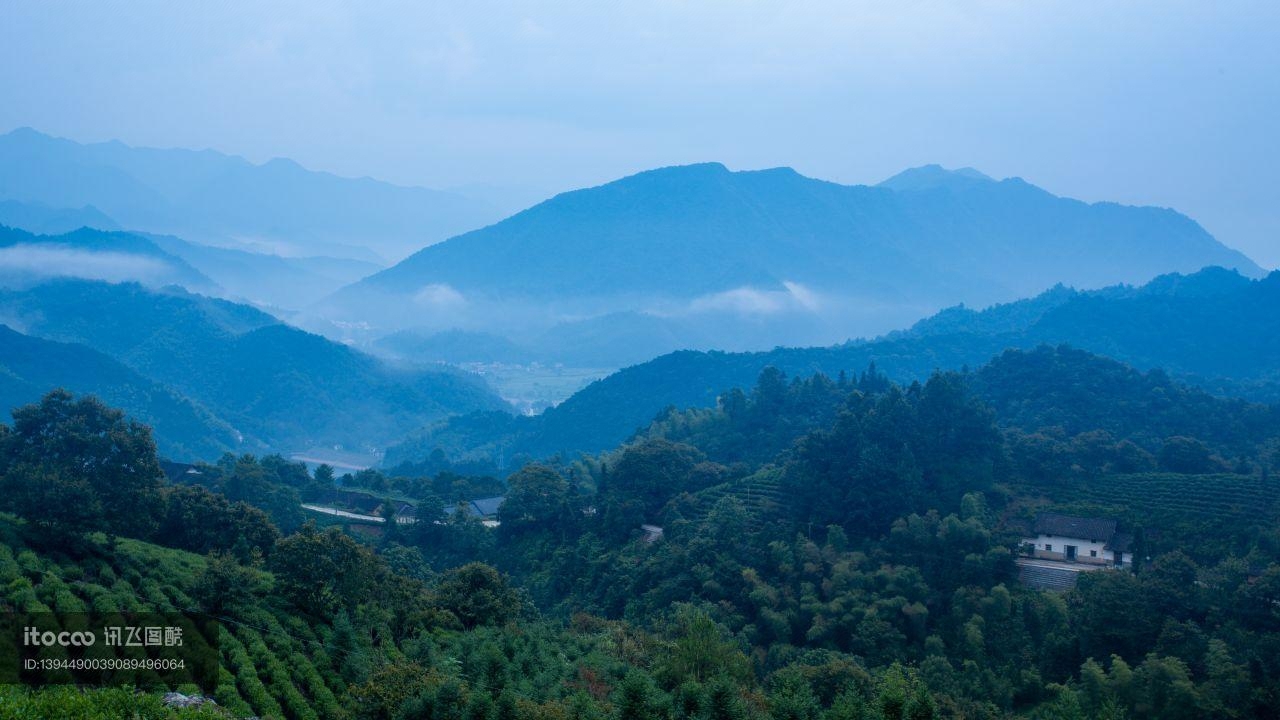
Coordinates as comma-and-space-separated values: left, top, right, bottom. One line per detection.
322, 161, 1262, 364
382, 267, 1280, 469
0, 279, 510, 460
0, 127, 503, 263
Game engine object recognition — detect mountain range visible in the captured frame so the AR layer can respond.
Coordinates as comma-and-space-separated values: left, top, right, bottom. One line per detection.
0, 324, 240, 459
0, 279, 511, 460
0, 224, 217, 291
0, 213, 382, 309
320, 162, 1261, 365
2, 128, 1273, 469
382, 267, 1280, 469
0, 127, 502, 263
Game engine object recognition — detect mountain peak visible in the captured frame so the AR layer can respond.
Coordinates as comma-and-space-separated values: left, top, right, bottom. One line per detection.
4, 126, 44, 139
878, 164, 995, 192
628, 162, 730, 180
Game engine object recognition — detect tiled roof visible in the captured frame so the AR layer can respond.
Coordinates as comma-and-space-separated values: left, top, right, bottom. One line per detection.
443, 496, 506, 518
1033, 513, 1117, 542
1106, 532, 1133, 553
470, 496, 505, 517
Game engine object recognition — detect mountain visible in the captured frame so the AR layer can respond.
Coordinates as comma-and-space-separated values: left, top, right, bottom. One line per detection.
0, 324, 239, 459
0, 127, 503, 263
0, 224, 217, 291
0, 198, 119, 234
382, 267, 1280, 468
623, 343, 1280, 475
971, 345, 1280, 454
322, 162, 1261, 363
0, 280, 511, 455
145, 233, 381, 309
0, 203, 381, 309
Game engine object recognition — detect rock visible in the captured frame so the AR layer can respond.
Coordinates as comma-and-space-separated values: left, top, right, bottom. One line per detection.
162, 691, 218, 709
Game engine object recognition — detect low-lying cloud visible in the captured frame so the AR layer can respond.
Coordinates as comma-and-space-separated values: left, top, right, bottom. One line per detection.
683, 281, 823, 316
413, 283, 467, 310
0, 245, 172, 284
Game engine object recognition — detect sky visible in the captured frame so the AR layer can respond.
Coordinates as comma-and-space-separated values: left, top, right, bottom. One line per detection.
2, 1, 1278, 267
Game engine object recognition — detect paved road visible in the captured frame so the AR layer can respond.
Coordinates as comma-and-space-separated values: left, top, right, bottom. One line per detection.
301, 504, 385, 523
301, 504, 419, 524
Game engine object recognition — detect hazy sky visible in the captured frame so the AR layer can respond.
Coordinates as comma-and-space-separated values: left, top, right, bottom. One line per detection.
3, 1, 1278, 266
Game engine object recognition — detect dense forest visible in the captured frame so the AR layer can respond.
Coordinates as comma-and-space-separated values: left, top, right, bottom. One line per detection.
2, 342, 1279, 718
383, 268, 1280, 470
0, 279, 509, 458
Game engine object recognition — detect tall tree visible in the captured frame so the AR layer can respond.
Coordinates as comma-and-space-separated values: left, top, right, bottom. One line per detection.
0, 390, 164, 541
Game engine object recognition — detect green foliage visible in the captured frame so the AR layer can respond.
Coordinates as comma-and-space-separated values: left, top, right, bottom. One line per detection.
0, 390, 164, 541
191, 550, 264, 616
612, 671, 665, 720
433, 562, 522, 629
0, 278, 509, 453
5, 359, 1280, 719
159, 483, 279, 559
499, 464, 576, 539
657, 606, 752, 687
0, 685, 226, 719
784, 373, 1001, 538
600, 439, 718, 536
269, 522, 380, 617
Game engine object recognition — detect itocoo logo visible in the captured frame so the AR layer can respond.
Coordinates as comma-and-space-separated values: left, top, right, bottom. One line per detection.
23, 627, 96, 646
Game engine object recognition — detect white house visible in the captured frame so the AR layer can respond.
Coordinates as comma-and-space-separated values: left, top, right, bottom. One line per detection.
1022, 513, 1131, 567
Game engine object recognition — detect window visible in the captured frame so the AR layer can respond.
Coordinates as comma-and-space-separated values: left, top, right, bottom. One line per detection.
1045, 544, 1053, 552
1090, 550, 1097, 558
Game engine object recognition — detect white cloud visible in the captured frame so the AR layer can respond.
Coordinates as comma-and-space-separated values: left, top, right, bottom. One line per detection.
0, 245, 172, 284
412, 283, 466, 310
782, 280, 821, 311
684, 281, 823, 316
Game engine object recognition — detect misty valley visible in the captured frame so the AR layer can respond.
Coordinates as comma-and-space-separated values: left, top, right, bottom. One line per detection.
1, 109, 1279, 718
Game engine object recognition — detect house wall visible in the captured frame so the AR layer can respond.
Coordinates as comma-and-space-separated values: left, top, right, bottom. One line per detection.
1022, 534, 1124, 565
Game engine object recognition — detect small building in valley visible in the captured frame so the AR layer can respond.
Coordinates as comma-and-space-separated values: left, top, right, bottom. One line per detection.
443, 496, 506, 527
1022, 512, 1131, 567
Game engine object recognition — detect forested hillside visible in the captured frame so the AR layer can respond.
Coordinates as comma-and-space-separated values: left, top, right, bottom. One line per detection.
385, 269, 1280, 469
0, 280, 510, 457
0, 224, 217, 291
3, 346, 1278, 717
0, 326, 238, 459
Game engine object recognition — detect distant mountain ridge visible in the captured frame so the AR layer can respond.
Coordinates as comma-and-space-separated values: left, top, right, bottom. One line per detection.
0, 224, 217, 291
324, 161, 1261, 363
0, 127, 503, 263
0, 325, 240, 460
382, 267, 1280, 468
0, 215, 382, 309
0, 199, 120, 235
0, 279, 511, 457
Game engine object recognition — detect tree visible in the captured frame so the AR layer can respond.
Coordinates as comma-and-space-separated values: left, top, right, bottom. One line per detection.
613, 671, 663, 720
305, 463, 336, 502
159, 484, 279, 559
433, 562, 521, 628
702, 677, 748, 720
768, 670, 820, 720
217, 454, 305, 532
192, 551, 261, 616
0, 390, 164, 541
1158, 436, 1218, 474
269, 522, 377, 617
659, 606, 752, 686
499, 464, 573, 538
1132, 654, 1201, 720
601, 439, 709, 531
875, 664, 933, 720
